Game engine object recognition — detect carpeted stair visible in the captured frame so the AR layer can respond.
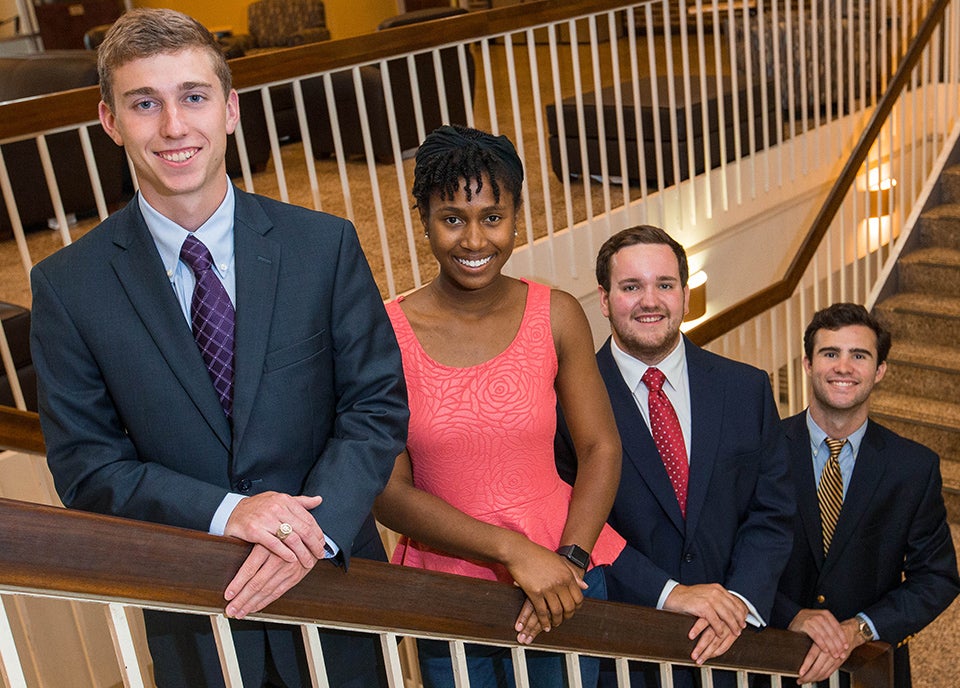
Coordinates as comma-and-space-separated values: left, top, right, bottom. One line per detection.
873, 164, 960, 521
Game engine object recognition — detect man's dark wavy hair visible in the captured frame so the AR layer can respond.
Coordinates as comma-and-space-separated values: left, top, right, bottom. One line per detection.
595, 225, 689, 292
803, 302, 892, 364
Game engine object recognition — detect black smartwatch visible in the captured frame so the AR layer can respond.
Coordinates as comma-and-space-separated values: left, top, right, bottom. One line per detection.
557, 544, 590, 570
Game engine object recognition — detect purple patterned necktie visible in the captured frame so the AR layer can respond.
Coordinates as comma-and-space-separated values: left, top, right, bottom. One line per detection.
180, 235, 235, 418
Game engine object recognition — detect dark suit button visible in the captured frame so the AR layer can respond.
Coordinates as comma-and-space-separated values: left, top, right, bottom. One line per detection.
684, 553, 694, 563
235, 478, 252, 493
816, 594, 826, 604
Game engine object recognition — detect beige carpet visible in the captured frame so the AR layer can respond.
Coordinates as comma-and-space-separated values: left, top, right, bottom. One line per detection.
905, 524, 960, 688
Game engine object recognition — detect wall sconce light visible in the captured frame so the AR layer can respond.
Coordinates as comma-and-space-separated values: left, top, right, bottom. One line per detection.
867, 178, 896, 218
684, 270, 707, 322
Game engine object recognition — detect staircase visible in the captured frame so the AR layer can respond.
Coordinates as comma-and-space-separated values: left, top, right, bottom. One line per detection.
872, 163, 960, 521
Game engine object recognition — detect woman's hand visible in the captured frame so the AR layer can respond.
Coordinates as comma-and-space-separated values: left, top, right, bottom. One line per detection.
506, 537, 588, 644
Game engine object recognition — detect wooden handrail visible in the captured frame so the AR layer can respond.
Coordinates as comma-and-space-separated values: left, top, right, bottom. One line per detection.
686, 0, 951, 346
0, 496, 891, 684
0, 406, 43, 454
0, 0, 626, 142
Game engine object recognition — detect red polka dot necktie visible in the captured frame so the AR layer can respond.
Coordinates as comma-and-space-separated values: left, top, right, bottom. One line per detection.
180, 235, 235, 419
642, 367, 689, 517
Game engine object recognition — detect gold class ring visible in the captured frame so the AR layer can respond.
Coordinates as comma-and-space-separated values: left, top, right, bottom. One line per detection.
275, 522, 293, 540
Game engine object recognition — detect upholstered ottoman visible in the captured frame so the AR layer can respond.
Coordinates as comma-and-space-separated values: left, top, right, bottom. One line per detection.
546, 74, 776, 187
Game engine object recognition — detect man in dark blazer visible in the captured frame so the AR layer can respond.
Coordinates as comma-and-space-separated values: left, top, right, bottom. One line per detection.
771, 303, 958, 687
29, 9, 408, 688
557, 226, 794, 687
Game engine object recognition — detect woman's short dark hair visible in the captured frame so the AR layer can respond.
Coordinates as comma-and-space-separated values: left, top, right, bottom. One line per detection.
412, 125, 524, 214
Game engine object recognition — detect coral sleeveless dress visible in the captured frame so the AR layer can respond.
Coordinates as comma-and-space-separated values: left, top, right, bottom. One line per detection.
386, 279, 625, 583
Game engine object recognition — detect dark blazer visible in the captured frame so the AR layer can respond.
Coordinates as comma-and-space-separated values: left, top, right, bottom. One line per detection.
772, 413, 960, 688
31, 188, 409, 687
558, 336, 794, 688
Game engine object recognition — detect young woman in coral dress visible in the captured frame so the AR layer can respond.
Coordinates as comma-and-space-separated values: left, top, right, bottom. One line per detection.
374, 125, 625, 688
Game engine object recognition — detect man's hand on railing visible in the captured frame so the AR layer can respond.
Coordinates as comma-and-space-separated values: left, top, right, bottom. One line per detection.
664, 583, 748, 664
788, 609, 861, 684
221, 491, 328, 618
223, 543, 318, 619
224, 492, 327, 567
507, 541, 588, 645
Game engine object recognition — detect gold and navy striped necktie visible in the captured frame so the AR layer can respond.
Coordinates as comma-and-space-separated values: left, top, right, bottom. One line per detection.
818, 438, 846, 557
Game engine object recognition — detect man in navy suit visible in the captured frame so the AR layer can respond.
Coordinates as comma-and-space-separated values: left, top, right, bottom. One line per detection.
557, 225, 793, 687
771, 303, 958, 687
30, 9, 408, 688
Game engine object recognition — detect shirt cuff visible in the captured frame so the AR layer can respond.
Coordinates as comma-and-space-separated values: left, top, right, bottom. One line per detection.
657, 580, 680, 610
728, 590, 765, 627
324, 537, 340, 559
209, 493, 246, 536
857, 613, 879, 641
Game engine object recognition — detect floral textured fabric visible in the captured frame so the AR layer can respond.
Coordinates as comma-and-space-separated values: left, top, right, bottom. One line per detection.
386, 280, 625, 582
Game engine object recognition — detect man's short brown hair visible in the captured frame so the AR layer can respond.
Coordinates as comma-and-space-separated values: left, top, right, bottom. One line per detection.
98, 8, 231, 109
595, 225, 689, 291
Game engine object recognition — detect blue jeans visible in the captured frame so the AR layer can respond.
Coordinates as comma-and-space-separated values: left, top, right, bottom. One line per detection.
418, 566, 607, 688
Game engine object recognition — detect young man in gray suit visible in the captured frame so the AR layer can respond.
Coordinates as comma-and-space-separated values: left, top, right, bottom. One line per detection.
772, 303, 959, 687
30, 9, 408, 687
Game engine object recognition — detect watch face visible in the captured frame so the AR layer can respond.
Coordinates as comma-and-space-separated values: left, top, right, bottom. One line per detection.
558, 545, 589, 569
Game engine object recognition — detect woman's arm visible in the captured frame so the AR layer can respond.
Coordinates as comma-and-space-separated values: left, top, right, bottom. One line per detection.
551, 289, 622, 553
374, 450, 587, 642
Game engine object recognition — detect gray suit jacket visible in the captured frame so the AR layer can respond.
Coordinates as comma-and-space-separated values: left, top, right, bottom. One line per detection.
31, 187, 408, 561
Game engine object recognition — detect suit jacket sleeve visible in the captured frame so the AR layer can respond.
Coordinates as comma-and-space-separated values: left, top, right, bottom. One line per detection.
722, 370, 795, 622
772, 589, 803, 628
299, 221, 409, 557
863, 449, 960, 642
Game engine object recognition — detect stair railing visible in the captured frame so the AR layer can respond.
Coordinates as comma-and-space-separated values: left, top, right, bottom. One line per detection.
0, 448, 893, 687
686, 0, 960, 415
0, 1, 925, 309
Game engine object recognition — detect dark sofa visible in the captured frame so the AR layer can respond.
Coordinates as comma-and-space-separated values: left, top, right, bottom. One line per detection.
303, 7, 475, 163
0, 51, 130, 238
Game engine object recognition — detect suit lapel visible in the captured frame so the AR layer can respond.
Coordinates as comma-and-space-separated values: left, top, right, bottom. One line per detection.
784, 414, 826, 570
230, 190, 280, 452
683, 341, 721, 540
821, 420, 887, 577
109, 201, 231, 448
598, 340, 685, 532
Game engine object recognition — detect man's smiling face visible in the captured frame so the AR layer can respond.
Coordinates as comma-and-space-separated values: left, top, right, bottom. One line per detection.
98, 48, 240, 223
599, 242, 690, 365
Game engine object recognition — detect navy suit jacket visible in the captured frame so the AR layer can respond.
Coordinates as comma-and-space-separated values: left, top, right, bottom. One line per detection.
559, 337, 794, 620
772, 413, 959, 688
31, 188, 408, 686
